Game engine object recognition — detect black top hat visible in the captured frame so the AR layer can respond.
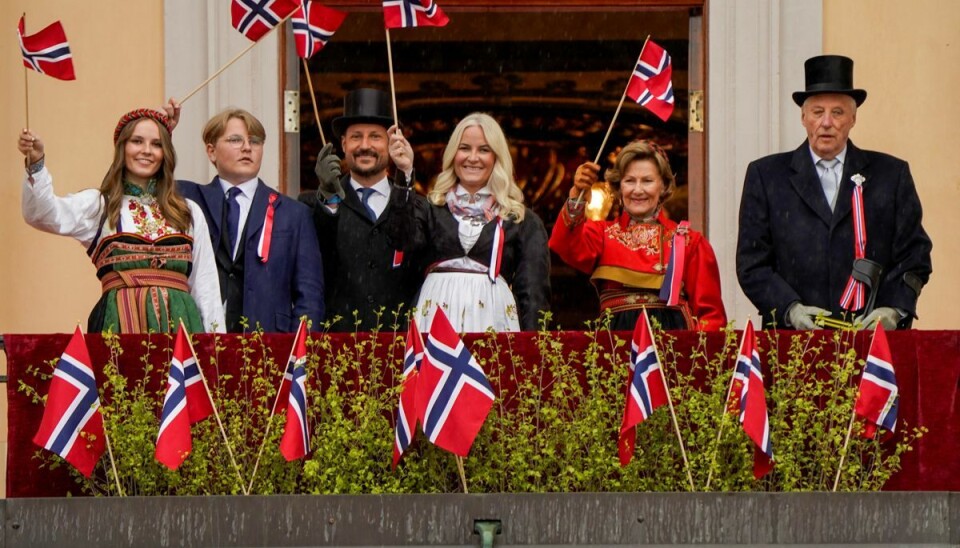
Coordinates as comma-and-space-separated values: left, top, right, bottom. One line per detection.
331, 88, 394, 138
792, 55, 867, 107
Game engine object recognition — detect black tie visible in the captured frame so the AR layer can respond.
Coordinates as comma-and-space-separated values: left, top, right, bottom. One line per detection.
225, 187, 242, 255
357, 187, 377, 221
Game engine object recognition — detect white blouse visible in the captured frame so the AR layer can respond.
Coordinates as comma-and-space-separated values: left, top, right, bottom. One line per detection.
22, 167, 226, 333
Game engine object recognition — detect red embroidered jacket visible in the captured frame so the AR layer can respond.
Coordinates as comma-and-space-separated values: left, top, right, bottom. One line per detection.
549, 207, 727, 330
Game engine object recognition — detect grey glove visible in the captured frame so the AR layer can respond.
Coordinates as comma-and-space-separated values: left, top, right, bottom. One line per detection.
314, 143, 344, 201
855, 307, 900, 330
786, 303, 831, 330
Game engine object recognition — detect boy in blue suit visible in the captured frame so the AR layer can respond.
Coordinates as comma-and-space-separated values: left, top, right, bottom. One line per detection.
179, 108, 324, 332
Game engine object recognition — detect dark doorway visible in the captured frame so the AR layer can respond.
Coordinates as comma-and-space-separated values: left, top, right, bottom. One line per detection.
296, 6, 697, 329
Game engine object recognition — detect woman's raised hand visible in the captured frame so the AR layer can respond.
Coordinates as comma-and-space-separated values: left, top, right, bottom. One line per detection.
570, 161, 600, 200
18, 129, 44, 166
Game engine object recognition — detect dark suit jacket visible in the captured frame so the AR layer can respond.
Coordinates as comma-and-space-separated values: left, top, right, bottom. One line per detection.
179, 178, 324, 332
736, 141, 932, 328
299, 176, 426, 332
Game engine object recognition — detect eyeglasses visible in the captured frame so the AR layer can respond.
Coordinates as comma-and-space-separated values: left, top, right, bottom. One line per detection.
221, 135, 265, 149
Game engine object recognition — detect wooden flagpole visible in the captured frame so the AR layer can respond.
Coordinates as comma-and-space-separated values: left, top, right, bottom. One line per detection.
101, 424, 124, 496
456, 455, 469, 493
247, 320, 306, 494
385, 28, 400, 128
704, 318, 751, 490
178, 319, 248, 494
179, 10, 299, 105
576, 35, 651, 203
22, 13, 29, 130
301, 59, 327, 147
832, 408, 859, 491
645, 310, 695, 491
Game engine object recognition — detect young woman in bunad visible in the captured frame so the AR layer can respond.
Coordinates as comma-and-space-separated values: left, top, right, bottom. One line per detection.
387, 113, 550, 333
18, 107, 225, 333
549, 140, 726, 331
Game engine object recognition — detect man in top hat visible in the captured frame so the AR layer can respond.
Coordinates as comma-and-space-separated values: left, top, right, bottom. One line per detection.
300, 88, 425, 332
736, 55, 932, 330
178, 108, 324, 333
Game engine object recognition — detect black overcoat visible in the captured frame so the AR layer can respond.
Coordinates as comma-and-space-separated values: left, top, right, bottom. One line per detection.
736, 141, 932, 328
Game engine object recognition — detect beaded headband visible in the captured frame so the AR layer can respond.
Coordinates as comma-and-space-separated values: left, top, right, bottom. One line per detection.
113, 109, 173, 144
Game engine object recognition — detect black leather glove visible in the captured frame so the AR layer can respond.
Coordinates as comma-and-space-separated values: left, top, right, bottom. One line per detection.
314, 143, 344, 202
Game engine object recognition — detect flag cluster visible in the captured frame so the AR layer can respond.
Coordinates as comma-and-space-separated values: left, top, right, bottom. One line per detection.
625, 39, 675, 122
18, 16, 75, 81
392, 306, 496, 466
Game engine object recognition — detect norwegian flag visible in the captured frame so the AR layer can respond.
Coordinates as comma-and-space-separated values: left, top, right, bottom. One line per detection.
417, 306, 495, 456
625, 39, 674, 122
279, 319, 311, 461
155, 325, 213, 470
292, 1, 346, 59
232, 0, 301, 42
18, 16, 76, 81
618, 309, 669, 467
383, 0, 449, 29
32, 327, 105, 477
393, 318, 424, 468
736, 320, 775, 479
854, 324, 899, 439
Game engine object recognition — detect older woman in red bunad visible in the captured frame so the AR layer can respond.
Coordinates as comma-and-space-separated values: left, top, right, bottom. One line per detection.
549, 140, 726, 331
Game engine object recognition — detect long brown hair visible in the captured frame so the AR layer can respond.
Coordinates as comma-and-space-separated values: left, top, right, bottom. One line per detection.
99, 118, 191, 232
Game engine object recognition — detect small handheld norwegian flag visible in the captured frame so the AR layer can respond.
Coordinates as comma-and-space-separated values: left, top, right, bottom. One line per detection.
393, 318, 424, 468
416, 306, 494, 457
854, 323, 898, 439
735, 321, 774, 479
279, 319, 311, 461
625, 39, 674, 122
18, 15, 76, 81
383, 0, 449, 29
32, 327, 105, 477
292, 1, 347, 59
618, 309, 669, 467
232, 0, 301, 42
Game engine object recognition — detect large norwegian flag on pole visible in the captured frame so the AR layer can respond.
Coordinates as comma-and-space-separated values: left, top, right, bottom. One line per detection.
625, 39, 675, 122
292, 1, 346, 59
232, 0, 302, 42
417, 306, 495, 457
393, 318, 424, 468
854, 324, 899, 439
32, 327, 105, 477
383, 0, 449, 29
155, 325, 213, 470
18, 15, 76, 81
737, 321, 775, 479
279, 320, 311, 461
618, 309, 670, 467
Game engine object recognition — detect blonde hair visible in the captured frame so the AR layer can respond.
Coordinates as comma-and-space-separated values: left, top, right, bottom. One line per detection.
99, 118, 191, 233
428, 112, 526, 222
604, 140, 675, 204
202, 108, 266, 145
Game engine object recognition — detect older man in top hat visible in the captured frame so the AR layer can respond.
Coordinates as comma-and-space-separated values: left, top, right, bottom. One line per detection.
736, 55, 932, 330
300, 88, 425, 331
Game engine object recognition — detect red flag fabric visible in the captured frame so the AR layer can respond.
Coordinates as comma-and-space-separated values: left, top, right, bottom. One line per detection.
279, 319, 310, 461
737, 321, 775, 479
854, 324, 899, 439
32, 327, 105, 477
618, 309, 669, 466
155, 325, 210, 470
292, 1, 347, 59
393, 318, 424, 468
416, 306, 494, 456
625, 39, 674, 122
18, 16, 76, 81
231, 0, 301, 42
383, 0, 449, 29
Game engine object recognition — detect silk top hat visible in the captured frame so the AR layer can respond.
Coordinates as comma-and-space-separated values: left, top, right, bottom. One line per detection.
792, 55, 867, 107
332, 88, 394, 138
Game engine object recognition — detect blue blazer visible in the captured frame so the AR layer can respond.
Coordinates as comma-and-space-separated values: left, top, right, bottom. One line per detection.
179, 178, 324, 332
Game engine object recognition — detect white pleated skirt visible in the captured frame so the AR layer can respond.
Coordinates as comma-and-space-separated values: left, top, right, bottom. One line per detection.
413, 271, 520, 334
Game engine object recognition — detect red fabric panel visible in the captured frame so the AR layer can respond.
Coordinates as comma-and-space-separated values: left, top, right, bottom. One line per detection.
4, 330, 957, 497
